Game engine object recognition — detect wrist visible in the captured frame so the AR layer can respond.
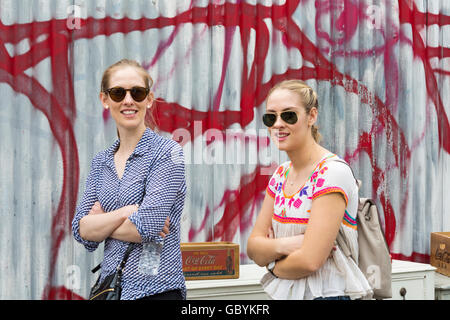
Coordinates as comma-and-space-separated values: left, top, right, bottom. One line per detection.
120, 204, 138, 220
266, 261, 278, 278
275, 237, 287, 256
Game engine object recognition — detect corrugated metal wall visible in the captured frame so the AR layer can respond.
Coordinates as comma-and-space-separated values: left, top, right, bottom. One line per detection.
0, 0, 448, 299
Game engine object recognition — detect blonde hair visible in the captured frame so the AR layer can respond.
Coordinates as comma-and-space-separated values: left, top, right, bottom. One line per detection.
267, 79, 322, 143
101, 59, 157, 130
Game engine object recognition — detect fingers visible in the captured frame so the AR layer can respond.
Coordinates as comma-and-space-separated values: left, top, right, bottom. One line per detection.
91, 201, 100, 210
266, 226, 275, 239
160, 225, 169, 236
329, 245, 337, 258
159, 216, 170, 238
89, 201, 103, 215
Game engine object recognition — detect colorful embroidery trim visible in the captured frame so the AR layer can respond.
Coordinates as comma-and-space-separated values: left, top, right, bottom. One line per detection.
343, 210, 357, 230
283, 154, 337, 199
272, 213, 309, 224
266, 186, 276, 198
312, 187, 348, 205
273, 209, 356, 229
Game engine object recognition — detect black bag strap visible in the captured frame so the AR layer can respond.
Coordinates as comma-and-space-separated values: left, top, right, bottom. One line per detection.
91, 264, 101, 274
91, 243, 135, 274
117, 243, 134, 273
114, 243, 135, 290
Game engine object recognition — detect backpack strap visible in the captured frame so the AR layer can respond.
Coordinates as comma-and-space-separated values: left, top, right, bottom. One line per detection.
336, 230, 352, 258
325, 158, 359, 261
330, 158, 361, 188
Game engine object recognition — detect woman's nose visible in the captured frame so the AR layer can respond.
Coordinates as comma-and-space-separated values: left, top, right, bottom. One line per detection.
272, 114, 285, 128
122, 91, 134, 104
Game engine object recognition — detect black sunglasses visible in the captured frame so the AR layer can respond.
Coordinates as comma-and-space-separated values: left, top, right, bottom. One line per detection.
105, 86, 150, 102
262, 111, 298, 127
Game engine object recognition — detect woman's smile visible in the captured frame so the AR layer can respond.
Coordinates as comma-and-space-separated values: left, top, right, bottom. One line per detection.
272, 130, 291, 142
120, 108, 139, 119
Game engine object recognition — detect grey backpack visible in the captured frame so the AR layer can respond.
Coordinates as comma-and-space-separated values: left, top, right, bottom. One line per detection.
332, 160, 392, 299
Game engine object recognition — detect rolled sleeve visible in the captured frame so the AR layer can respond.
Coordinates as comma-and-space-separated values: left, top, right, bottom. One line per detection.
128, 143, 186, 243
311, 161, 354, 208
71, 154, 103, 252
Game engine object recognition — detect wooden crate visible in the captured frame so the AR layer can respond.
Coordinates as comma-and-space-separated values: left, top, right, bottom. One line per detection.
430, 232, 450, 276
180, 242, 239, 280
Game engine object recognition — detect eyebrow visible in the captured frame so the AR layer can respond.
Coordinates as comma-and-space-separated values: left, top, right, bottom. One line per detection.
266, 106, 299, 113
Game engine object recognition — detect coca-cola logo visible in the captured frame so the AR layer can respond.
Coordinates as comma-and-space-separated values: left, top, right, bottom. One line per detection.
184, 254, 216, 266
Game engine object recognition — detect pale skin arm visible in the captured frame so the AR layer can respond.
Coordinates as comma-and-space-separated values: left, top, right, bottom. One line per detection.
108, 214, 169, 242
79, 202, 170, 243
272, 192, 346, 279
246, 193, 305, 267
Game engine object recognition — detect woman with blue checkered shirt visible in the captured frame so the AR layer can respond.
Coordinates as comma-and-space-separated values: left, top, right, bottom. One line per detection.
72, 59, 187, 300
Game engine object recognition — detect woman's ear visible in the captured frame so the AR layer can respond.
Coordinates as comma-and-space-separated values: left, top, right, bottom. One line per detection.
308, 107, 318, 126
99, 92, 109, 109
147, 91, 155, 109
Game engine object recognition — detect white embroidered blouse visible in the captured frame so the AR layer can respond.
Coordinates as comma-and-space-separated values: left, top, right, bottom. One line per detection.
260, 153, 373, 300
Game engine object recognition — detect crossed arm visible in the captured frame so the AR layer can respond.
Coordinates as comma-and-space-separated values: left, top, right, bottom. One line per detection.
79, 202, 170, 243
246, 191, 345, 280
75, 146, 185, 247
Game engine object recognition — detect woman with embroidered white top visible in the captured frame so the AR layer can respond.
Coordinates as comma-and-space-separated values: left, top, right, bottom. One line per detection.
247, 80, 373, 300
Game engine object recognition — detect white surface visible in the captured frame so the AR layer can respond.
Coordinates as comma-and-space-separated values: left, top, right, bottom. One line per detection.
434, 273, 450, 300
186, 264, 269, 300
435, 272, 450, 289
390, 260, 436, 300
392, 259, 436, 273
186, 260, 437, 300
186, 264, 267, 289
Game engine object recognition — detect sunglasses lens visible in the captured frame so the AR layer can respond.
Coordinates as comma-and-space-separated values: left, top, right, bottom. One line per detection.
131, 87, 148, 102
263, 112, 298, 127
281, 111, 297, 124
107, 87, 149, 102
262, 114, 277, 127
108, 87, 126, 102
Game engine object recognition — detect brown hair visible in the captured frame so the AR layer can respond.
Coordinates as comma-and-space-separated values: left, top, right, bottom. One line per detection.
267, 79, 322, 143
101, 59, 158, 130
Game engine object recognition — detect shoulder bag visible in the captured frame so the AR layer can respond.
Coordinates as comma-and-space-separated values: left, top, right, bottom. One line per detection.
89, 244, 134, 300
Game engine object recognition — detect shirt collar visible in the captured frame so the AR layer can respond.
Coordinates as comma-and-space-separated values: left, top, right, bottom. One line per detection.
133, 128, 153, 157
105, 128, 153, 158
106, 139, 120, 157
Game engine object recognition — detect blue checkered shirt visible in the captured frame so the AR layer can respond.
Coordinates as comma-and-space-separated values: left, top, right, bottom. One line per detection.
72, 128, 187, 300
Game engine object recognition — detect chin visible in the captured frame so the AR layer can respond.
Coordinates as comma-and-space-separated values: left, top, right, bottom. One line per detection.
278, 144, 295, 152
270, 138, 291, 151
116, 120, 146, 132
